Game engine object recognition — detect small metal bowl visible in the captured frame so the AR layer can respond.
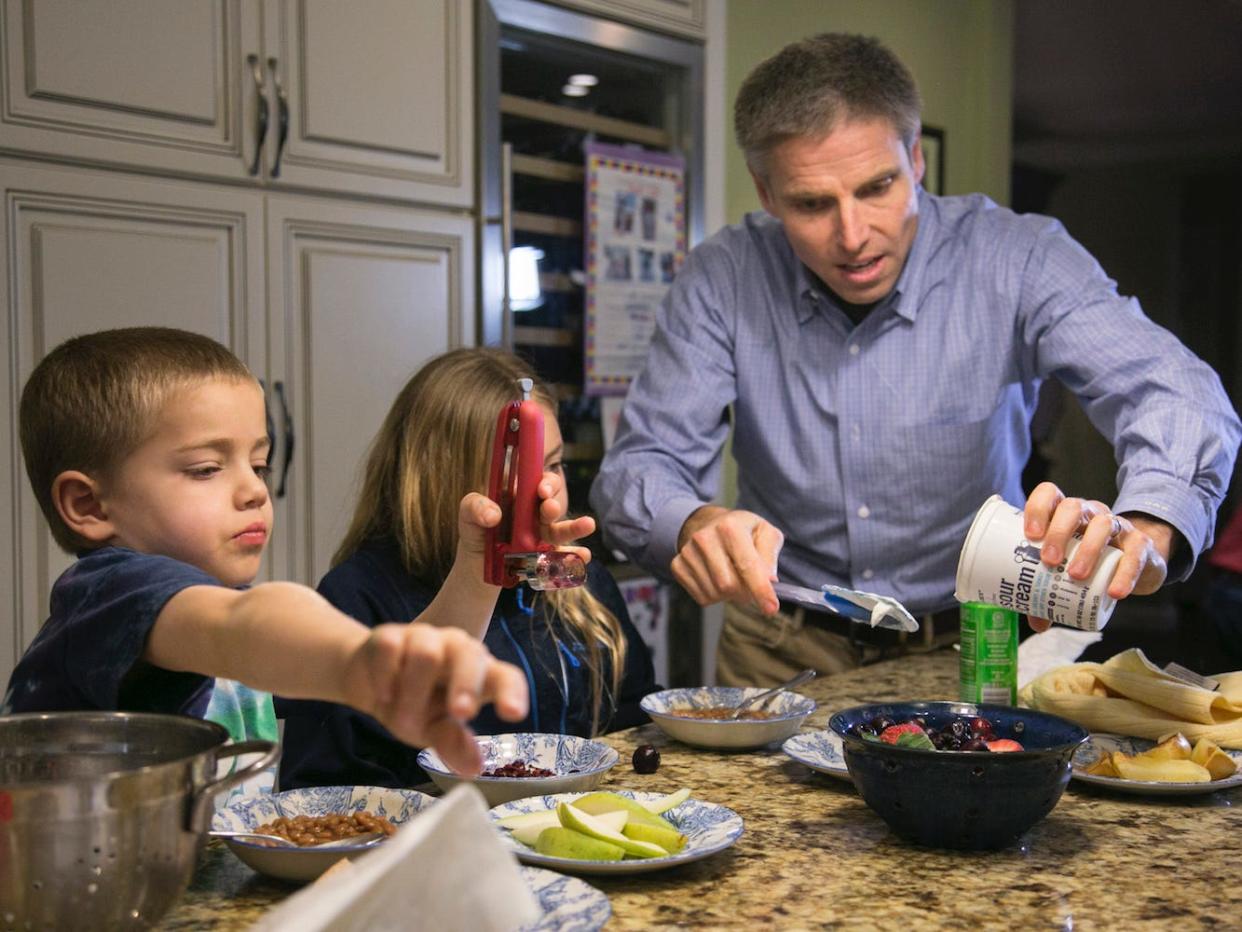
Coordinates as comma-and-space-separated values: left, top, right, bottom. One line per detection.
417, 733, 619, 806
641, 687, 817, 750
0, 712, 277, 929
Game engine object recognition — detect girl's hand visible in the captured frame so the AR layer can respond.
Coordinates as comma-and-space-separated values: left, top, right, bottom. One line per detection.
345, 622, 528, 775
537, 470, 594, 565
456, 491, 503, 560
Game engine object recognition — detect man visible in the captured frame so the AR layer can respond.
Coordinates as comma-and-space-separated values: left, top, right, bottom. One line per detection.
590, 33, 1240, 685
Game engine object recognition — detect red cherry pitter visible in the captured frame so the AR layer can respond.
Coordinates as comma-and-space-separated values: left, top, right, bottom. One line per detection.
484, 378, 587, 590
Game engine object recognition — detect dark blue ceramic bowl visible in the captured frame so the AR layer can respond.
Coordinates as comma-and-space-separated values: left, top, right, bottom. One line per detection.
828, 701, 1088, 850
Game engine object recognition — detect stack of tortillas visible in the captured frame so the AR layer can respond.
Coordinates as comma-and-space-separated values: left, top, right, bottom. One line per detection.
1019, 648, 1242, 748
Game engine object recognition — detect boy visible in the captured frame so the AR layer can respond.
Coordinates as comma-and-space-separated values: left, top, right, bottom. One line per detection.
4, 327, 538, 776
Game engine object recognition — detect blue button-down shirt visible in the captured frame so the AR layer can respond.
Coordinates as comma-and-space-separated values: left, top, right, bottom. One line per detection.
590, 190, 1240, 615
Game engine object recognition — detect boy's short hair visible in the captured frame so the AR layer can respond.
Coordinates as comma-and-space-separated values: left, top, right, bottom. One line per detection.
19, 327, 256, 553
734, 32, 923, 178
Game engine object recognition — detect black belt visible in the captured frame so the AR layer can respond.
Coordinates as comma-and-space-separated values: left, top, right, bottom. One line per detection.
779, 600, 960, 650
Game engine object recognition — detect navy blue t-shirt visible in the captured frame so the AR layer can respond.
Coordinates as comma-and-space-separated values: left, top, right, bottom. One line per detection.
276, 538, 660, 789
3, 547, 217, 716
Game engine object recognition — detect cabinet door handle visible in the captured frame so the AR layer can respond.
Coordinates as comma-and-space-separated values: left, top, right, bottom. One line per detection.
246, 54, 268, 176
258, 378, 276, 454
268, 57, 290, 178
274, 380, 294, 498
500, 141, 513, 349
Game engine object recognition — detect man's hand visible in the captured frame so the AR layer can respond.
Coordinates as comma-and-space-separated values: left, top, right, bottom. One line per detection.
671, 505, 785, 614
344, 623, 529, 776
1022, 482, 1173, 632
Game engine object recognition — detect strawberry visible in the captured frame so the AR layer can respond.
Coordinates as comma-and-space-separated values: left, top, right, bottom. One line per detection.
878, 722, 927, 744
985, 739, 1024, 753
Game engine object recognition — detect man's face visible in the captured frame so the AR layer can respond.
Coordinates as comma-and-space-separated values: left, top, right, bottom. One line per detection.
98, 378, 273, 586
751, 117, 925, 307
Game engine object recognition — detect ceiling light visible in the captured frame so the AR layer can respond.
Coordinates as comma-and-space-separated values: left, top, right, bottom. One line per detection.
568, 73, 599, 87
561, 84, 589, 97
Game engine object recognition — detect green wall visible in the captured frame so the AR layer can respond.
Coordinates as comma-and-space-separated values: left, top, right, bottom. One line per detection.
723, 0, 1014, 222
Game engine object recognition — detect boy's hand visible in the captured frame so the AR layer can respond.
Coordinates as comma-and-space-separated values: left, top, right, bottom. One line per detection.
345, 622, 528, 775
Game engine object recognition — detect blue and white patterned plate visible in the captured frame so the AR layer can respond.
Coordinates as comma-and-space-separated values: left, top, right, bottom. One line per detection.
490, 789, 744, 876
1071, 733, 1242, 795
519, 867, 610, 931
781, 730, 851, 781
212, 785, 435, 882
418, 733, 620, 806
641, 687, 816, 749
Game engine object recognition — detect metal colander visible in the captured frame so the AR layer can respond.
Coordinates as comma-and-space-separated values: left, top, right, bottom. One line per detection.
0, 711, 278, 931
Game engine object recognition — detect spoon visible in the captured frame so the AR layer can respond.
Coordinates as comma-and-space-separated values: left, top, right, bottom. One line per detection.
728, 668, 817, 720
209, 830, 387, 849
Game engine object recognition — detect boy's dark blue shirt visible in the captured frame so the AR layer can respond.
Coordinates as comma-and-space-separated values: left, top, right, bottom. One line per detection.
276, 537, 660, 789
3, 546, 217, 716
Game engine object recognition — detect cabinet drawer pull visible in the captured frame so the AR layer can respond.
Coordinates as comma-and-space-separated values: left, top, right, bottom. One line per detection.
268, 57, 290, 178
246, 54, 268, 177
274, 380, 294, 498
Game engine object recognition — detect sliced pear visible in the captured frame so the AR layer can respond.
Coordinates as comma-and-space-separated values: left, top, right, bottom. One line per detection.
511, 823, 548, 847
534, 826, 625, 861
593, 810, 629, 833
497, 809, 562, 832
622, 821, 686, 854
557, 803, 666, 858
1140, 733, 1193, 761
639, 787, 692, 815
1112, 754, 1212, 783
1190, 738, 1238, 780
572, 792, 678, 832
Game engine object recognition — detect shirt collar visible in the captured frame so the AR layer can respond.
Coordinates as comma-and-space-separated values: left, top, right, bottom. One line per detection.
888, 187, 940, 323
791, 187, 942, 325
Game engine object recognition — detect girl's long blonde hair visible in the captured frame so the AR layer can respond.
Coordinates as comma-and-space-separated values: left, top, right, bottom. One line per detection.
335, 347, 627, 734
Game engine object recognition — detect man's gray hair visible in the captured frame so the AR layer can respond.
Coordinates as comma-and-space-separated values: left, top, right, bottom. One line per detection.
734, 33, 922, 177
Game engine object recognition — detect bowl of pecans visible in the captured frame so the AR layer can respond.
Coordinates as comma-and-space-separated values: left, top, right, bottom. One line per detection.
417, 733, 620, 806
212, 785, 433, 883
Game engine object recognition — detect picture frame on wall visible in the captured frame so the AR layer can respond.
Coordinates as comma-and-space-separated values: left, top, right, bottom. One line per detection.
920, 126, 945, 194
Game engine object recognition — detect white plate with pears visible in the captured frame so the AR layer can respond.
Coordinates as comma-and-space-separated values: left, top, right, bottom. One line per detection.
490, 788, 743, 875
1072, 732, 1242, 795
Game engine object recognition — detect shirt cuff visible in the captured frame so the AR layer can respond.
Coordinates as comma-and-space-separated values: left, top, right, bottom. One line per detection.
1114, 480, 1211, 583
648, 497, 710, 575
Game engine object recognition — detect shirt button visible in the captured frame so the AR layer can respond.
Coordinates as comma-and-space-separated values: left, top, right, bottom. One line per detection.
857, 505, 871, 519
862, 568, 875, 580
849, 344, 861, 356
851, 423, 861, 440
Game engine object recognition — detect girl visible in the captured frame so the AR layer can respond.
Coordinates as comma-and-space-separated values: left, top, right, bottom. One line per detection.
278, 348, 658, 789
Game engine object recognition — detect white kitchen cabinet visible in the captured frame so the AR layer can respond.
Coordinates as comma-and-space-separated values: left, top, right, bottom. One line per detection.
262, 193, 474, 586
0, 0, 472, 206
0, 159, 473, 682
542, 0, 706, 39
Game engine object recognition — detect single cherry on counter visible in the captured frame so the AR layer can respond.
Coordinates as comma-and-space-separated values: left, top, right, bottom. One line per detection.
632, 744, 661, 773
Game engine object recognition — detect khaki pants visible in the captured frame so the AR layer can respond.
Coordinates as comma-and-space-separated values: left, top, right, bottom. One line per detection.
716, 601, 959, 687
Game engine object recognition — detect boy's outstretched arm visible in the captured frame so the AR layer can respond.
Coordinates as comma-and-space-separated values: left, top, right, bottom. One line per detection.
145, 582, 528, 774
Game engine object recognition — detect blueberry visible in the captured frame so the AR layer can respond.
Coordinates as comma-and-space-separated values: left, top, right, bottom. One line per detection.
632, 744, 661, 774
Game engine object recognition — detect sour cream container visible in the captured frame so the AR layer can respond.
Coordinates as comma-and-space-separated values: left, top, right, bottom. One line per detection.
954, 494, 1122, 631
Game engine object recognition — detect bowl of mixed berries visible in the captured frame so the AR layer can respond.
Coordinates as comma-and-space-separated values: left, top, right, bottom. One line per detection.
828, 701, 1088, 850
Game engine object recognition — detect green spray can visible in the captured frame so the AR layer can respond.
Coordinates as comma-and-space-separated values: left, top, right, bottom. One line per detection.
959, 602, 1019, 705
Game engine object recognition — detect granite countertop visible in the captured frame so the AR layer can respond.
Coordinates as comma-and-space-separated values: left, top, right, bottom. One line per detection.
162, 649, 1242, 930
